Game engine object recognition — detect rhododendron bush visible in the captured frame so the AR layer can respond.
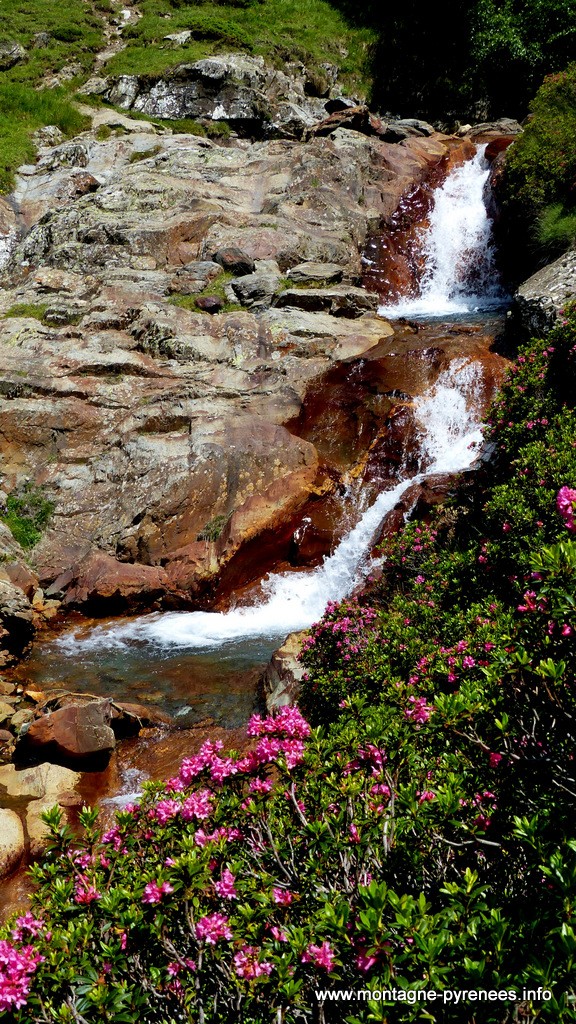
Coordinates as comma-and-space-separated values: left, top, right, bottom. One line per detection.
3, 311, 576, 1022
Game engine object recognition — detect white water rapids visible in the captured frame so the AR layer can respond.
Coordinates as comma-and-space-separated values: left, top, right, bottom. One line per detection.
380, 145, 505, 318
58, 359, 483, 655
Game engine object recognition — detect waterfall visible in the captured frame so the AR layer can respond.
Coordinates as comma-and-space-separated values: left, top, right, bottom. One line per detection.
58, 359, 484, 655
380, 145, 505, 318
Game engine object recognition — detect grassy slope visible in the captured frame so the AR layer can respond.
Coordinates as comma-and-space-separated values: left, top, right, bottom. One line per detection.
0, 0, 107, 192
107, 0, 376, 96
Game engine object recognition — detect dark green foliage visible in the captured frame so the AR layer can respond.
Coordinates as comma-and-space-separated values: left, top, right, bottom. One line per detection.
497, 64, 576, 274
0, 482, 54, 548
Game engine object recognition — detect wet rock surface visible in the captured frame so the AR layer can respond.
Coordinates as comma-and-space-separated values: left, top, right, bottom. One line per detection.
261, 631, 307, 711
513, 249, 576, 335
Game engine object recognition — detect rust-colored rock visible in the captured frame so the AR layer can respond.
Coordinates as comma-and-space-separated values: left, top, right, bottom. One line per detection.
21, 700, 116, 764
54, 553, 174, 610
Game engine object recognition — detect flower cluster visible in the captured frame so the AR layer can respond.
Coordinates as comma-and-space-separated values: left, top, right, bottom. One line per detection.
0, 939, 44, 1012
557, 486, 576, 532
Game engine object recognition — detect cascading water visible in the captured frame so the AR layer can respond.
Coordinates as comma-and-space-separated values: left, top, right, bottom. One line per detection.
57, 359, 484, 657
0, 229, 16, 271
380, 145, 506, 318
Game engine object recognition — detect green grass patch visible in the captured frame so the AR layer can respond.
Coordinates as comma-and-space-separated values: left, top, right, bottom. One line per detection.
197, 512, 231, 541
0, 482, 54, 548
0, 84, 90, 193
4, 302, 50, 321
170, 269, 244, 313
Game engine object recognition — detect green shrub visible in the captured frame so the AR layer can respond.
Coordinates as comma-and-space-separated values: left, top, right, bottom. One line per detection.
0, 482, 54, 548
498, 64, 576, 270
536, 203, 576, 256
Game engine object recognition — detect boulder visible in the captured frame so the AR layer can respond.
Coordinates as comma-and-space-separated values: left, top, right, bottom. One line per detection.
305, 105, 388, 140
0, 809, 25, 877
195, 295, 223, 313
275, 286, 379, 318
0, 575, 35, 664
229, 270, 281, 308
0, 40, 26, 70
19, 700, 117, 765
169, 261, 222, 295
212, 246, 255, 276
100, 53, 329, 138
0, 761, 80, 801
513, 249, 576, 335
0, 762, 80, 857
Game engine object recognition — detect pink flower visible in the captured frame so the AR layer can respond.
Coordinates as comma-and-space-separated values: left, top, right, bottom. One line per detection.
302, 941, 336, 971
195, 913, 233, 945
349, 824, 361, 843
214, 869, 238, 900
273, 888, 294, 905
270, 926, 288, 942
248, 776, 273, 793
418, 790, 436, 804
181, 789, 213, 821
489, 752, 503, 767
142, 881, 174, 905
356, 950, 378, 972
247, 706, 311, 740
74, 876, 101, 905
120, 932, 128, 950
233, 946, 273, 979
153, 799, 181, 824
10, 914, 44, 943
404, 695, 434, 724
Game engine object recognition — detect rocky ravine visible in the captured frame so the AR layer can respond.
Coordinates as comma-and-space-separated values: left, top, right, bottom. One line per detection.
0, 78, 505, 671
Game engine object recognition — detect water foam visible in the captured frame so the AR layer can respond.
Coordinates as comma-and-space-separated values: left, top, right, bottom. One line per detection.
57, 360, 484, 655
380, 146, 505, 318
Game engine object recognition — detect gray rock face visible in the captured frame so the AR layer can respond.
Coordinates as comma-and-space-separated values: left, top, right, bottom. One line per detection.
102, 53, 329, 138
514, 249, 576, 335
